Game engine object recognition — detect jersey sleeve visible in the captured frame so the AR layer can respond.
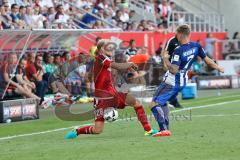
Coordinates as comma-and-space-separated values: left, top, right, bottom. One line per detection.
164, 38, 173, 51
171, 48, 181, 66
198, 44, 207, 59
97, 54, 112, 68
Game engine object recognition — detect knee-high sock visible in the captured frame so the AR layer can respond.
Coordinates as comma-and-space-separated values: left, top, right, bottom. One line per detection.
76, 126, 93, 135
162, 105, 170, 130
151, 105, 168, 131
134, 106, 151, 132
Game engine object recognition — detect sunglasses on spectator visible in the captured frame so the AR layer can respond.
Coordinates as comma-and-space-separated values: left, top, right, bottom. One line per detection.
4, 5, 9, 8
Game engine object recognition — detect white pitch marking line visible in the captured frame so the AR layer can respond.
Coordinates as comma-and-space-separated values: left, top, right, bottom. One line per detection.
180, 94, 240, 105
0, 100, 240, 141
191, 113, 240, 118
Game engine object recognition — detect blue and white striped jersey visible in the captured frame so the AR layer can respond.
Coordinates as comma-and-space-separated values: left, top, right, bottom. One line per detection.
164, 42, 207, 87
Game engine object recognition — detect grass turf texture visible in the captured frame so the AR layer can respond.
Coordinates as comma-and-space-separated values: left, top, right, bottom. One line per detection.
0, 89, 240, 160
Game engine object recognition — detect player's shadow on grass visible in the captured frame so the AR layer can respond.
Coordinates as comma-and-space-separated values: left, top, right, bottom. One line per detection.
55, 104, 95, 121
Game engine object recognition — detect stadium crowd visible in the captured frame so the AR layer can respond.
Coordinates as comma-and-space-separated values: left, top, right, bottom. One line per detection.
0, 50, 94, 106
0, 0, 182, 31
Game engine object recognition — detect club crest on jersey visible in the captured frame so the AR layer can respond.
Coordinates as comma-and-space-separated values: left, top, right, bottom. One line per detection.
173, 55, 179, 61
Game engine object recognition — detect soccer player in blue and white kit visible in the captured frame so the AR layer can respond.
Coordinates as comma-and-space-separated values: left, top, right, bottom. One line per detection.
150, 24, 224, 137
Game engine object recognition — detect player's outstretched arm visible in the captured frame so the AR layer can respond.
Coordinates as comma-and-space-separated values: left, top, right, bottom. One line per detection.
204, 56, 224, 73
111, 62, 138, 71
162, 50, 169, 71
162, 54, 179, 75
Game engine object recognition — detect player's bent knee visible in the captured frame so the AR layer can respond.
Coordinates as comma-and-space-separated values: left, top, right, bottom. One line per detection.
93, 128, 103, 134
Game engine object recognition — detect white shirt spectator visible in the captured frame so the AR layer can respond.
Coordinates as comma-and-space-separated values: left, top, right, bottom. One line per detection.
32, 14, 46, 28
98, 2, 109, 10
178, 14, 185, 25
40, 0, 54, 8
77, 0, 93, 8
48, 14, 55, 23
9, 0, 25, 6
55, 14, 70, 23
120, 12, 129, 23
158, 4, 171, 17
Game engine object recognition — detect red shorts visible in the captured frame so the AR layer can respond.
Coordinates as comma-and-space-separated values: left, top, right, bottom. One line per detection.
94, 92, 128, 122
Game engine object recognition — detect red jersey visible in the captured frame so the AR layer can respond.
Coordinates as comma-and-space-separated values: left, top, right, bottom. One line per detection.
94, 54, 117, 98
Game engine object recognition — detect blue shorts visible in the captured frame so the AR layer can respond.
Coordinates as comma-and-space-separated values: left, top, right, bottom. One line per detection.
152, 82, 181, 106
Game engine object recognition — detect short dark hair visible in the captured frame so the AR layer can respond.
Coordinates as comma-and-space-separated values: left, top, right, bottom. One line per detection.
96, 37, 102, 43
11, 3, 18, 9
176, 24, 191, 37
35, 55, 43, 61
56, 4, 63, 9
54, 54, 60, 58
130, 39, 135, 45
19, 6, 25, 10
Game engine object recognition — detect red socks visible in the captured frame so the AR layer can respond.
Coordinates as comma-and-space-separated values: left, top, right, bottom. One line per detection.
76, 126, 93, 135
134, 106, 151, 131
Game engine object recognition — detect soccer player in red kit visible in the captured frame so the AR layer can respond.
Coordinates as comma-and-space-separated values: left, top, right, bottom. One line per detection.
65, 39, 157, 139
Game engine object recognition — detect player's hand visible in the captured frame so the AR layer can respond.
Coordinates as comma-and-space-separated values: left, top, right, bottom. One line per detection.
128, 62, 138, 71
161, 50, 170, 59
30, 82, 36, 89
218, 66, 224, 73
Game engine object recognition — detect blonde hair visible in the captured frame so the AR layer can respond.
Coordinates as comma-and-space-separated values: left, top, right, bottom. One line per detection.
97, 39, 109, 50
176, 24, 191, 37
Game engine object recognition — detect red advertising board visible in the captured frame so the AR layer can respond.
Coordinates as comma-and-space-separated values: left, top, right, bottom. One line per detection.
79, 32, 227, 60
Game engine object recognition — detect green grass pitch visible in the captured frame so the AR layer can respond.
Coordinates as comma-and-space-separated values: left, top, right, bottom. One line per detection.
0, 89, 240, 160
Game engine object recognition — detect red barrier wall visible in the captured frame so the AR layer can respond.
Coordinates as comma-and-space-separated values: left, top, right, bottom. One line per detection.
79, 32, 227, 60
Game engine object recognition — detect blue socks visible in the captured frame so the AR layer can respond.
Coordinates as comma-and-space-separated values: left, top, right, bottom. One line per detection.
151, 105, 168, 131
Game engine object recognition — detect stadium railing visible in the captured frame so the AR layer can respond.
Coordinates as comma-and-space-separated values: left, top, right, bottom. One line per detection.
129, 0, 156, 23
168, 11, 225, 32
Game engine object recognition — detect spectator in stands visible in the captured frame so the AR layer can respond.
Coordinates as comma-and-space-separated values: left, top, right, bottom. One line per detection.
0, 5, 13, 29
177, 13, 185, 25
37, 0, 54, 8
205, 33, 216, 59
53, 54, 62, 66
80, 5, 96, 28
55, 4, 69, 24
32, 6, 46, 28
17, 5, 26, 21
12, 0, 25, 6
26, 53, 48, 104
119, 6, 129, 23
47, 7, 55, 23
0, 53, 38, 99
10, 3, 25, 29
47, 53, 70, 94
3, 2, 10, 13
169, 1, 176, 21
128, 10, 137, 23
43, 53, 56, 74
112, 9, 122, 23
92, 20, 105, 29
15, 57, 39, 99
64, 53, 88, 95
156, 23, 166, 33
124, 39, 138, 60
24, 5, 35, 28
158, 0, 171, 18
